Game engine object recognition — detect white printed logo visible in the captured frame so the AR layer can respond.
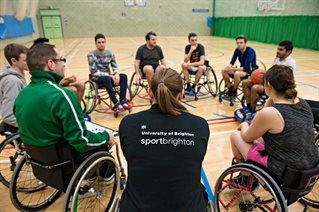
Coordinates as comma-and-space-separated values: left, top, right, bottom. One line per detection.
141, 125, 147, 129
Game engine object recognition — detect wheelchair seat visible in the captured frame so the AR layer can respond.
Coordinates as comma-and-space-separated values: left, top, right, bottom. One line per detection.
24, 140, 75, 191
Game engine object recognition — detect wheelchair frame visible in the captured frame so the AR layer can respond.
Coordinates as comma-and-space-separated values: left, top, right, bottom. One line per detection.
182, 61, 218, 101
9, 141, 126, 212
214, 159, 319, 212
83, 75, 133, 117
129, 70, 152, 103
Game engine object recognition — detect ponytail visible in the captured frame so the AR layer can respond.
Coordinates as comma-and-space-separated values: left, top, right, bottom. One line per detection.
151, 68, 187, 116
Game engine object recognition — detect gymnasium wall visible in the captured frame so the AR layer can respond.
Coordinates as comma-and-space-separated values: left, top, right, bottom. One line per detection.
0, 0, 40, 49
212, 0, 319, 50
37, 0, 212, 37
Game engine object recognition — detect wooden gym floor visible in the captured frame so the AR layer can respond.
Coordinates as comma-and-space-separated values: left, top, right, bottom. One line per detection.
0, 36, 318, 211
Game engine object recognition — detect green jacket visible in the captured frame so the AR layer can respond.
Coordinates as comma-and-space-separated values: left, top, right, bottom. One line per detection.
14, 70, 109, 160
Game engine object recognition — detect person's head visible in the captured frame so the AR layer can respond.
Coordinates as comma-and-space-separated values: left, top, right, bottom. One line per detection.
188, 32, 198, 46
235, 35, 247, 51
145, 32, 157, 47
264, 65, 297, 100
94, 33, 106, 52
4, 43, 28, 72
27, 43, 66, 77
276, 40, 293, 60
150, 68, 187, 116
30, 37, 50, 49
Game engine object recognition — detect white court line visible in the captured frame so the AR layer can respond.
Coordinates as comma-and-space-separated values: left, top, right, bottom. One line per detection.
66, 48, 80, 65
68, 39, 78, 47
210, 130, 235, 136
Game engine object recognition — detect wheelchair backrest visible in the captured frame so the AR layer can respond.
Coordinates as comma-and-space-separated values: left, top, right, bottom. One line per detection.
24, 140, 76, 191
282, 163, 319, 205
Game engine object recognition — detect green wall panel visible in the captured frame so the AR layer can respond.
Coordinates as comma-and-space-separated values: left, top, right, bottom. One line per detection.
212, 16, 319, 50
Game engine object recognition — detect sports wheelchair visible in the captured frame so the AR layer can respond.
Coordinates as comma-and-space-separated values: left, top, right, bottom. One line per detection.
219, 60, 266, 106
214, 157, 319, 211
0, 133, 24, 188
129, 69, 152, 103
83, 74, 133, 117
9, 140, 126, 211
182, 60, 218, 101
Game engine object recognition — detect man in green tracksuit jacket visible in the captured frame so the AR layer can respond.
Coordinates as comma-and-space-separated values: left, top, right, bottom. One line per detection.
14, 43, 114, 161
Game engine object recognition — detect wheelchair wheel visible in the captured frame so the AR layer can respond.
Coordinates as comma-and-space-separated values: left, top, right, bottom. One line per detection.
257, 59, 267, 71
63, 151, 120, 212
205, 66, 218, 97
10, 154, 61, 211
299, 180, 319, 208
83, 80, 98, 114
129, 72, 141, 99
0, 133, 24, 188
214, 163, 287, 212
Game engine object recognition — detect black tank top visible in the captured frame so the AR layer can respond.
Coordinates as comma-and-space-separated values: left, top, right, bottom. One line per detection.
262, 99, 319, 178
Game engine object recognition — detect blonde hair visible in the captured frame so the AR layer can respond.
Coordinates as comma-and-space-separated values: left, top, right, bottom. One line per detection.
151, 68, 187, 115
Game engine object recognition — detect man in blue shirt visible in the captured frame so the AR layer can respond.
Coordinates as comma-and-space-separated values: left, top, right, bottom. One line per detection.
221, 35, 257, 98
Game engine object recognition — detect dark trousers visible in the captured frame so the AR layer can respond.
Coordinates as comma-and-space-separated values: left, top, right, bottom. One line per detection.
0, 122, 18, 135
97, 74, 128, 104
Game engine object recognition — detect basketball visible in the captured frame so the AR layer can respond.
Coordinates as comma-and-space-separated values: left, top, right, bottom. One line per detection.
251, 69, 266, 84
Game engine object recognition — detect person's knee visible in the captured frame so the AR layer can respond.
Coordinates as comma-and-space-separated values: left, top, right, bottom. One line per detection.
120, 73, 127, 82
143, 66, 154, 74
198, 65, 205, 73
181, 63, 188, 69
230, 130, 241, 144
155, 65, 165, 73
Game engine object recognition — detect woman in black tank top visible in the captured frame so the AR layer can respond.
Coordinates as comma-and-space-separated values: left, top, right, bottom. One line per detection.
230, 65, 319, 179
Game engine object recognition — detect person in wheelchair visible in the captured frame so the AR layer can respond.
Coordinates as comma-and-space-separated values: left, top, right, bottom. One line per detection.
0, 43, 28, 135
241, 40, 297, 119
230, 65, 319, 187
31, 37, 86, 103
134, 31, 167, 86
221, 35, 257, 100
14, 43, 115, 167
181, 32, 206, 93
119, 68, 209, 211
87, 33, 131, 112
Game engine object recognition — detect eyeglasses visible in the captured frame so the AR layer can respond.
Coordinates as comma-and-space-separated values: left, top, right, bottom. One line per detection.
52, 58, 66, 63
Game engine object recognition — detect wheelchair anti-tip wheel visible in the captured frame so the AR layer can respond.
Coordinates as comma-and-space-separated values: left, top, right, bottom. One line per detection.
63, 151, 120, 212
214, 163, 287, 212
9, 154, 61, 211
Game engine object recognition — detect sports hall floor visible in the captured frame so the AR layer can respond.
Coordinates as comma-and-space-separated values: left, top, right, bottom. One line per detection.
0, 36, 318, 211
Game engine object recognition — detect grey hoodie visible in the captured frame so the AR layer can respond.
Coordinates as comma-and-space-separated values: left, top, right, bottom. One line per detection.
0, 66, 27, 127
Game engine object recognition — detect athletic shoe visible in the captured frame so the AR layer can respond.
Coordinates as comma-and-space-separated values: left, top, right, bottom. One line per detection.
113, 102, 125, 112
121, 100, 132, 110
229, 174, 259, 191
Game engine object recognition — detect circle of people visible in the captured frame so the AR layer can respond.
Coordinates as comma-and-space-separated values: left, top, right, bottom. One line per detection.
1, 32, 318, 212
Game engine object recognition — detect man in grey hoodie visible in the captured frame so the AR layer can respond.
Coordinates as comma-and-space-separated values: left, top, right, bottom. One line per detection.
0, 43, 28, 134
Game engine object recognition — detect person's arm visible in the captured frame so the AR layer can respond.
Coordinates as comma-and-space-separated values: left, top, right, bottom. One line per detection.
55, 88, 113, 153
158, 46, 166, 68
1, 76, 24, 127
110, 53, 120, 85
230, 49, 238, 66
134, 47, 142, 78
242, 48, 256, 73
239, 107, 283, 143
87, 52, 97, 73
184, 45, 194, 63
160, 58, 167, 68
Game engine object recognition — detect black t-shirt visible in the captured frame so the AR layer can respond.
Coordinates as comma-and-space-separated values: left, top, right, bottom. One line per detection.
119, 104, 209, 212
135, 44, 164, 69
185, 43, 205, 63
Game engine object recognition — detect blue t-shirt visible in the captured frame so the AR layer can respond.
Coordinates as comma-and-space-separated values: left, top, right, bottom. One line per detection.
230, 46, 257, 73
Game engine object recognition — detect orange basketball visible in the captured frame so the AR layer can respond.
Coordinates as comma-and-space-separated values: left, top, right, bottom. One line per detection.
251, 69, 266, 84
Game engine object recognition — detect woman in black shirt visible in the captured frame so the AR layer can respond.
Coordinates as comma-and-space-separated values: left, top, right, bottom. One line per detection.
119, 68, 209, 212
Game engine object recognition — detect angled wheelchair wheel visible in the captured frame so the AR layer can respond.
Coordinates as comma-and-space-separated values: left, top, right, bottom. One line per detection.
63, 151, 120, 212
0, 133, 24, 188
9, 154, 61, 211
129, 72, 141, 99
299, 180, 319, 208
205, 67, 218, 97
83, 80, 98, 114
214, 163, 287, 212
257, 59, 267, 71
